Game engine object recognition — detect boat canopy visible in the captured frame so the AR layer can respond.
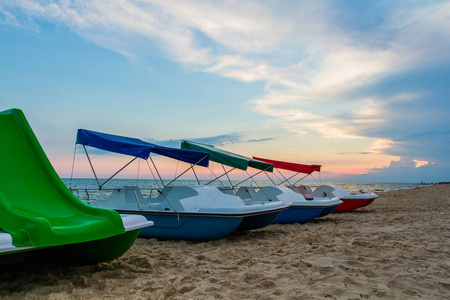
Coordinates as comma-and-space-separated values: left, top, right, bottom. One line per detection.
181, 140, 273, 172
253, 157, 321, 174
77, 129, 209, 167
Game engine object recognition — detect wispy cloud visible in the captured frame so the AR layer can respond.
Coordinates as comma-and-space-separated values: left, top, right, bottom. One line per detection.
148, 133, 273, 148
338, 152, 372, 155
246, 138, 273, 143
3, 0, 450, 180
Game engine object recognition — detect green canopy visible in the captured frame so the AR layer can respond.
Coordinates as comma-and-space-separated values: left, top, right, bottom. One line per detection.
181, 140, 273, 172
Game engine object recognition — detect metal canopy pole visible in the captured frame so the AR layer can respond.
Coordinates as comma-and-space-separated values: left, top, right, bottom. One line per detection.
149, 155, 165, 187
99, 157, 137, 189
291, 173, 312, 186
82, 145, 138, 190
204, 167, 236, 186
192, 167, 200, 185
222, 164, 234, 187
146, 159, 162, 189
233, 165, 272, 187
163, 154, 208, 187
277, 170, 300, 186
83, 145, 101, 189
69, 143, 77, 189
263, 170, 277, 185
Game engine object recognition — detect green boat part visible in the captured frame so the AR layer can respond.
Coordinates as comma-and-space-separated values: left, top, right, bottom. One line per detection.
0, 108, 127, 249
181, 140, 273, 172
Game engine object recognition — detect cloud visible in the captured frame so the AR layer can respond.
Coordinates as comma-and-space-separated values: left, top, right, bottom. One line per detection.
337, 152, 371, 155
147, 133, 273, 148
142, 133, 242, 149
246, 138, 273, 143
347, 157, 448, 183
3, 0, 450, 181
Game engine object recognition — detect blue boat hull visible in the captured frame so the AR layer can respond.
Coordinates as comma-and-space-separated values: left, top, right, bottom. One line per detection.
237, 210, 282, 231
317, 206, 338, 218
138, 213, 243, 242
275, 206, 324, 224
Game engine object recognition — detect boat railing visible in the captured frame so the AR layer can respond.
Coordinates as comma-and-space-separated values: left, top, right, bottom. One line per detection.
70, 187, 161, 201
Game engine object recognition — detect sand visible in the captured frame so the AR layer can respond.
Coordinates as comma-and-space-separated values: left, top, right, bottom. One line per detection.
0, 184, 449, 299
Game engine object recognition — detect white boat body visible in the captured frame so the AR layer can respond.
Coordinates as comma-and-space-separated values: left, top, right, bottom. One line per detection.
0, 214, 152, 255
309, 185, 378, 201
236, 186, 341, 208
0, 232, 36, 254
87, 185, 288, 216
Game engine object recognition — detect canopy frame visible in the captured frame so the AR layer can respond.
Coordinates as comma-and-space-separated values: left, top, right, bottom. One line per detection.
72, 130, 210, 191
180, 140, 275, 202
252, 156, 322, 188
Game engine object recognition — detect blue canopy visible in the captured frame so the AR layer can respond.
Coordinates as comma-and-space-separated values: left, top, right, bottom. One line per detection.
76, 129, 209, 167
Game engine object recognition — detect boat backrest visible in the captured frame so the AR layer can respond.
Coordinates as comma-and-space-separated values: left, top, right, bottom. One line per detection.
105, 186, 145, 210
297, 185, 313, 196
286, 186, 298, 193
123, 186, 145, 203
310, 185, 350, 198
236, 186, 256, 200
218, 186, 236, 195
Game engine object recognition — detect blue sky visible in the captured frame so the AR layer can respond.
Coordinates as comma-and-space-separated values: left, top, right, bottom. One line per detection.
1, 0, 449, 183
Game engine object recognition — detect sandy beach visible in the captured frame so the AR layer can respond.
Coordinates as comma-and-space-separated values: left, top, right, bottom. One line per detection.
0, 184, 448, 299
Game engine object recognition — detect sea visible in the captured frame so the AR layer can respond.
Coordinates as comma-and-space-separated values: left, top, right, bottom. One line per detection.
62, 178, 425, 201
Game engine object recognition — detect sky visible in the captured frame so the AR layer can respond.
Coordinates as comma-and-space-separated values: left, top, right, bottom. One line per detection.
1, 0, 449, 183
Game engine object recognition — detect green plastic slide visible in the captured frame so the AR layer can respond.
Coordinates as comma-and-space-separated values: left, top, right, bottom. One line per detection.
0, 108, 125, 248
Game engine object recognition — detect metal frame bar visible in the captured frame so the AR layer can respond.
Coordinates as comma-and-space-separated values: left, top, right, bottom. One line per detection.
83, 145, 101, 189
204, 167, 236, 186
149, 155, 165, 187
233, 165, 272, 187
277, 170, 299, 186
291, 173, 311, 186
222, 164, 233, 187
164, 154, 209, 187
82, 145, 138, 190
100, 157, 137, 189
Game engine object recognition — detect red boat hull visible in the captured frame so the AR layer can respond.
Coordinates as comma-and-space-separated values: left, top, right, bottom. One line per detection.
333, 199, 368, 212
333, 197, 377, 212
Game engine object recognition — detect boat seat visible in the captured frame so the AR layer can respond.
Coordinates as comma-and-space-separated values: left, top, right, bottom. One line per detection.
144, 197, 164, 204
155, 186, 175, 199
236, 187, 256, 200
287, 186, 299, 193
218, 186, 235, 195
123, 186, 145, 204
297, 185, 313, 196
104, 186, 147, 210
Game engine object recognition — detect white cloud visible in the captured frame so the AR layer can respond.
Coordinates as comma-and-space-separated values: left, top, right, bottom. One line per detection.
3, 0, 449, 172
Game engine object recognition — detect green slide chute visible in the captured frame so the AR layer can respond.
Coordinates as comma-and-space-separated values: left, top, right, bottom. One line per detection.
0, 108, 125, 248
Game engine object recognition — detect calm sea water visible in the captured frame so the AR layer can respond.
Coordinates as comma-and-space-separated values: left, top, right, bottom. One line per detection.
62, 178, 424, 200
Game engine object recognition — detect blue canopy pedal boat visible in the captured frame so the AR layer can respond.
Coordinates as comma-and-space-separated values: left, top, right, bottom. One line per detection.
72, 130, 287, 241
0, 109, 152, 264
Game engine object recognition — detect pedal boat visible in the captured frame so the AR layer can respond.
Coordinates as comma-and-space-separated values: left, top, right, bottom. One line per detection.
253, 157, 343, 220
306, 185, 378, 212
181, 141, 320, 226
74, 130, 286, 241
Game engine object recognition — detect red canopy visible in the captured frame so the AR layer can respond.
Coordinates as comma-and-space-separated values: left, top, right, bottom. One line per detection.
253, 157, 321, 174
